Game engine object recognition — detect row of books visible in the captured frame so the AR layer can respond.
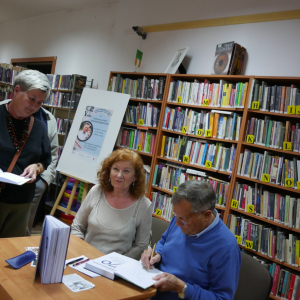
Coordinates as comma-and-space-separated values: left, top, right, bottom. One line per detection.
227, 215, 300, 267
108, 75, 165, 100
161, 136, 236, 172
268, 262, 300, 299
46, 74, 87, 91
0, 63, 28, 85
151, 192, 173, 221
246, 117, 300, 152
44, 91, 81, 109
152, 162, 229, 207
116, 127, 156, 154
248, 80, 300, 114
0, 85, 12, 101
163, 108, 241, 141
144, 165, 150, 193
57, 118, 72, 135
167, 79, 248, 108
237, 149, 300, 189
232, 182, 300, 229
123, 103, 160, 127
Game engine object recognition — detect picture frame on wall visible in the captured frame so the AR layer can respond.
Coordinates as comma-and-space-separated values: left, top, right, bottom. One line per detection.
164, 47, 189, 74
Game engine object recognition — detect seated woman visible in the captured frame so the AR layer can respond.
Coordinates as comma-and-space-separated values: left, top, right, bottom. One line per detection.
71, 148, 152, 260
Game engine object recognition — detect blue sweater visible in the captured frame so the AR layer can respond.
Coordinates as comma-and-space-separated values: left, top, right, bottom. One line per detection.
153, 216, 241, 300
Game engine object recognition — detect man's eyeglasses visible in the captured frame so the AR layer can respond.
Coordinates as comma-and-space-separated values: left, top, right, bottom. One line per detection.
173, 209, 212, 225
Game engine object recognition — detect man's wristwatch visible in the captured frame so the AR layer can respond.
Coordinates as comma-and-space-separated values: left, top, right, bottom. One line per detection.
178, 284, 187, 299
36, 163, 42, 175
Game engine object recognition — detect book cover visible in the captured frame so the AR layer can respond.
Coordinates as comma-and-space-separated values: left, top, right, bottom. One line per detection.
211, 41, 235, 75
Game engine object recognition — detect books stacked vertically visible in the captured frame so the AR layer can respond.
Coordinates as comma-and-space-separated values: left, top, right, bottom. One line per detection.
144, 165, 150, 192
116, 127, 156, 154
0, 85, 13, 101
152, 163, 229, 207
0, 63, 28, 85
35, 215, 70, 284
227, 214, 300, 269
237, 149, 299, 189
211, 42, 246, 75
151, 192, 173, 221
124, 103, 160, 127
46, 74, 87, 91
163, 108, 241, 140
167, 79, 248, 108
265, 262, 300, 299
161, 136, 236, 173
245, 117, 300, 152
108, 75, 166, 100
57, 118, 73, 135
232, 182, 300, 227
248, 80, 300, 114
44, 91, 73, 108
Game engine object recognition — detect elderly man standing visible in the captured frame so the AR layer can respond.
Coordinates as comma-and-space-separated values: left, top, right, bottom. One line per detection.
142, 180, 241, 300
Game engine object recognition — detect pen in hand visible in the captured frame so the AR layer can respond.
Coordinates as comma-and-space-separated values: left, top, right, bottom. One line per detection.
73, 258, 90, 267
147, 243, 156, 272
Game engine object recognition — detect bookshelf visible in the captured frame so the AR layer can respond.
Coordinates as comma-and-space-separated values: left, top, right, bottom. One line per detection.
107, 71, 169, 197
107, 72, 300, 298
227, 76, 300, 299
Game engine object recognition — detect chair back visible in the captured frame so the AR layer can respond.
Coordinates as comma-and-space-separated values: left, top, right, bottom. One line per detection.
234, 252, 273, 300
150, 216, 169, 247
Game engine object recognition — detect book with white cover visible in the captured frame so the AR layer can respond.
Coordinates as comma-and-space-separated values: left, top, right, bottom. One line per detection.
0, 169, 31, 185
85, 252, 163, 289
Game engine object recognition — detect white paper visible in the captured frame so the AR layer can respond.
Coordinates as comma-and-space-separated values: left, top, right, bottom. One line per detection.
62, 274, 95, 293
0, 169, 31, 185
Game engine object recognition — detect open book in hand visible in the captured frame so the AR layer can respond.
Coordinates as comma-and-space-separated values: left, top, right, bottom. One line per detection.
0, 169, 31, 185
84, 252, 163, 289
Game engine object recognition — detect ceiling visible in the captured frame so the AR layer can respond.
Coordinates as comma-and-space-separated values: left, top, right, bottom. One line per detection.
0, 0, 115, 24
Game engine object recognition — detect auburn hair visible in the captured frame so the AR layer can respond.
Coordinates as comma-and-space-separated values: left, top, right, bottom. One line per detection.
97, 148, 146, 199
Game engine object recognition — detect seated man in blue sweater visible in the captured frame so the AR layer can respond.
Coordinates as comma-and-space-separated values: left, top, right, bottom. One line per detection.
141, 180, 241, 300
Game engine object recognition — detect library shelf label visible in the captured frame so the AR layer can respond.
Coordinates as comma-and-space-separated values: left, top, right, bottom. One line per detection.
231, 200, 239, 209
138, 119, 144, 125
298, 181, 300, 191
183, 155, 189, 163
251, 101, 260, 110
284, 178, 294, 188
287, 106, 296, 114
205, 161, 212, 169
246, 204, 255, 213
262, 173, 270, 183
176, 96, 182, 103
235, 235, 242, 245
155, 208, 161, 216
173, 186, 177, 193
137, 145, 142, 151
283, 142, 292, 151
296, 105, 300, 115
245, 240, 253, 250
196, 129, 203, 136
203, 99, 209, 106
205, 129, 212, 137
246, 135, 255, 144
182, 126, 187, 133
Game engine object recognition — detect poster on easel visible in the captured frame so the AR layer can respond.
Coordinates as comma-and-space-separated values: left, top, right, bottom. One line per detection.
57, 88, 129, 184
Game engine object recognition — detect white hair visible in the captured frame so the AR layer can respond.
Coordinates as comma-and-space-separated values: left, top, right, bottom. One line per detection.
13, 70, 51, 99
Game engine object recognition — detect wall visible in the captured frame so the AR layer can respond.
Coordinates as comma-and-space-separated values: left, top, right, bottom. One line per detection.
0, 0, 299, 90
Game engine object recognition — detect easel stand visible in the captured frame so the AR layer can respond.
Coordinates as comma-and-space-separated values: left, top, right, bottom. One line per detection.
50, 172, 91, 217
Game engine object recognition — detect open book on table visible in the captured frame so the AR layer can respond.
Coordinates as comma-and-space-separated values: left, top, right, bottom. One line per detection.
85, 252, 163, 289
0, 169, 31, 185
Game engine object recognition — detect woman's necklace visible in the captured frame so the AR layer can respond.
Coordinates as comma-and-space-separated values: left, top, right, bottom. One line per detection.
6, 103, 30, 152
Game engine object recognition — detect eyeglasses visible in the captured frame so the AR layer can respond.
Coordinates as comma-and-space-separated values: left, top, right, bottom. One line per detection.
173, 209, 211, 225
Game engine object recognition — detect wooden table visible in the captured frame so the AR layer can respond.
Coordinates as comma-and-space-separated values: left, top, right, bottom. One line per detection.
0, 235, 156, 300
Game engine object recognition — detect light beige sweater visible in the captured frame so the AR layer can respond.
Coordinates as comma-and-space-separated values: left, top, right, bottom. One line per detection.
71, 185, 152, 260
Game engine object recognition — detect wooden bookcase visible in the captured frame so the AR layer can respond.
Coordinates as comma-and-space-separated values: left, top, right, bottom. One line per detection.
107, 72, 300, 299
